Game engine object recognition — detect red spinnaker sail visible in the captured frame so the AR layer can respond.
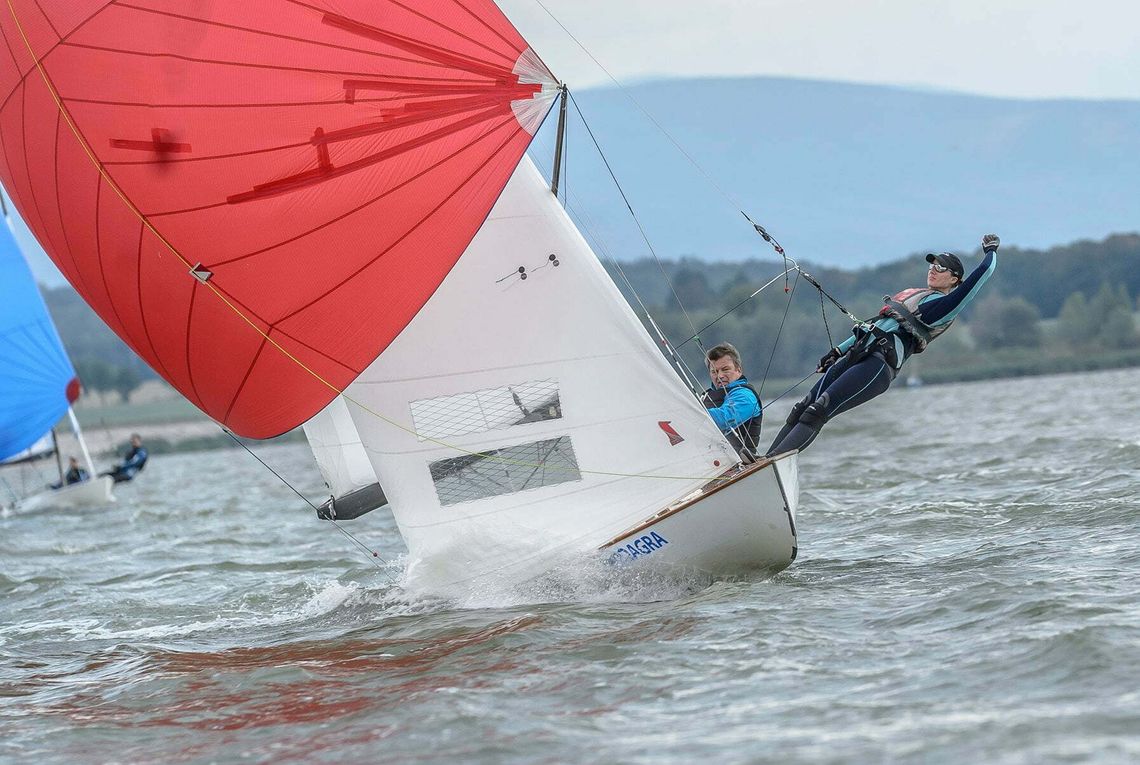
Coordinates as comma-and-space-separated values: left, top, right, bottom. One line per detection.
0, 0, 556, 437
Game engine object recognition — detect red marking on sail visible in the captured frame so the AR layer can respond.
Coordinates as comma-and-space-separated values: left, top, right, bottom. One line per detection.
658, 421, 685, 446
0, 0, 556, 438
110, 128, 191, 157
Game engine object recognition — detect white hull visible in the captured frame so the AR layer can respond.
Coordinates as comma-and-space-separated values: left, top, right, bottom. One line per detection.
601, 452, 799, 577
11, 476, 114, 513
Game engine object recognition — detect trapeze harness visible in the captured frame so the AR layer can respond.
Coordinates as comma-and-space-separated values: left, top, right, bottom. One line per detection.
854, 287, 953, 369
702, 381, 763, 461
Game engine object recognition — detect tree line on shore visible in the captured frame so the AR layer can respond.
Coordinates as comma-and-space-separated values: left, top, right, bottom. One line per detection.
606, 233, 1140, 387
41, 232, 1140, 404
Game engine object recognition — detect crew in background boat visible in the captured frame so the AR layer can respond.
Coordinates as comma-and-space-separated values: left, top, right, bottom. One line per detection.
701, 342, 763, 462
101, 433, 148, 483
766, 234, 1000, 456
64, 456, 88, 485
50, 456, 89, 489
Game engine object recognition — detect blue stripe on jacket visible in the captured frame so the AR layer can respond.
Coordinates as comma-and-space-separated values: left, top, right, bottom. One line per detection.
706, 377, 761, 432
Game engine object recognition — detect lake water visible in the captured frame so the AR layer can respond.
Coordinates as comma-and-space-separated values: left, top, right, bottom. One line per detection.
2, 368, 1138, 764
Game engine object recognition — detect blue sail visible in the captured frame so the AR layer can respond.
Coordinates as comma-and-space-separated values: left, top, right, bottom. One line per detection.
0, 215, 77, 462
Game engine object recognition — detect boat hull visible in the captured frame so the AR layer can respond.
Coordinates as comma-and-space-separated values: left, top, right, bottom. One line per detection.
601, 451, 799, 577
12, 476, 115, 513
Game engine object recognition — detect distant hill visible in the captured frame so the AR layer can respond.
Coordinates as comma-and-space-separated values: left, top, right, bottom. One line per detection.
19, 75, 1140, 287
529, 76, 1140, 268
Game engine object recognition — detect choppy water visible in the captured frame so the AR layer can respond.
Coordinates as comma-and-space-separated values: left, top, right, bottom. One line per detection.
2, 368, 1138, 764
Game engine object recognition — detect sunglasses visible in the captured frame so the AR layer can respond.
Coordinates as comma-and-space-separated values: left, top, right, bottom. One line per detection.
928, 263, 952, 274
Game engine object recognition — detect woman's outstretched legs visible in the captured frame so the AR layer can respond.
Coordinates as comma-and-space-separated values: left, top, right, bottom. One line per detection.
766, 354, 895, 456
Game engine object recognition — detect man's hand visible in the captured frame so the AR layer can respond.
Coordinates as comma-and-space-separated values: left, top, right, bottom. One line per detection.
982, 233, 1000, 254
817, 347, 841, 373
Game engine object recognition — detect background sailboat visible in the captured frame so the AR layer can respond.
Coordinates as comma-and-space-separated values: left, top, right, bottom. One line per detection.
0, 1, 796, 592
0, 197, 112, 512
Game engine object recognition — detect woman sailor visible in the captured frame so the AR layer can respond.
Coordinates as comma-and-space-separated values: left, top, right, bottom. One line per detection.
765, 233, 1000, 457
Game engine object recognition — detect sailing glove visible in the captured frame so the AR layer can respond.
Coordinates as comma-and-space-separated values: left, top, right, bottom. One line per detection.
817, 347, 842, 372
982, 233, 1000, 254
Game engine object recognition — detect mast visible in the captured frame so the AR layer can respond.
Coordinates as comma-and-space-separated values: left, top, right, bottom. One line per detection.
67, 408, 96, 476
51, 428, 63, 486
550, 85, 568, 197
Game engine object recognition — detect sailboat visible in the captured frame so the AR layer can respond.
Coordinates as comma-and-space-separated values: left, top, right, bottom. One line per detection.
0, 199, 113, 512
0, 1, 796, 593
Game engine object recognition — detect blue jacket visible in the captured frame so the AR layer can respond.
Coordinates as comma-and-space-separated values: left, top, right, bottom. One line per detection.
704, 377, 762, 433
118, 446, 148, 479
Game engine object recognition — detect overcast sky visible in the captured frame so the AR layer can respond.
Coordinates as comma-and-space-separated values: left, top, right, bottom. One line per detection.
17, 0, 1138, 286
500, 0, 1140, 100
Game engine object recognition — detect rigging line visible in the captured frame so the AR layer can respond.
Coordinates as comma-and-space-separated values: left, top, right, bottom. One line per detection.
554, 165, 706, 392
647, 312, 706, 398
6, 4, 726, 485
798, 268, 862, 324
530, 0, 799, 279
529, 113, 706, 395
220, 428, 396, 578
675, 260, 802, 350
765, 370, 817, 407
527, 0, 829, 322
565, 89, 705, 352
528, 0, 745, 212
740, 210, 794, 295
756, 270, 801, 401
818, 282, 834, 348
545, 146, 707, 397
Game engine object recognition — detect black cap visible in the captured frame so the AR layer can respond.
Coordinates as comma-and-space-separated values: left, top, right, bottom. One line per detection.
926, 252, 963, 279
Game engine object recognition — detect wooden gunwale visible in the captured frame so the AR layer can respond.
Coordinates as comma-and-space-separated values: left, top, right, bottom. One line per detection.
599, 452, 794, 549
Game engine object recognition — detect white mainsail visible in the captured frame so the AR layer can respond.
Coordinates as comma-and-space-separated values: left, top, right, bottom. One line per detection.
341, 156, 740, 593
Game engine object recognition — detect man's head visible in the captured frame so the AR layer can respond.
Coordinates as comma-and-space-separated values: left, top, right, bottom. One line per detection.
130, 433, 142, 447
68, 456, 79, 467
707, 343, 744, 388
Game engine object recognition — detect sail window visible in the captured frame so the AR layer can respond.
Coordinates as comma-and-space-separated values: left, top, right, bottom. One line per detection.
429, 436, 580, 506
410, 380, 562, 440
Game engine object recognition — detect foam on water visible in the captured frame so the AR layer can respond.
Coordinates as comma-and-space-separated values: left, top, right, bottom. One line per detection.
1, 369, 1138, 763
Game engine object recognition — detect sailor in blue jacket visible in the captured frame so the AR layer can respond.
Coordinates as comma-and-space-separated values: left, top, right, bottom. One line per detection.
766, 234, 1000, 456
102, 433, 149, 483
701, 342, 763, 461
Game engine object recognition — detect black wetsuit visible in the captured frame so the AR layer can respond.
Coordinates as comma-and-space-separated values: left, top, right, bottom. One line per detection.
104, 445, 148, 483
766, 249, 997, 456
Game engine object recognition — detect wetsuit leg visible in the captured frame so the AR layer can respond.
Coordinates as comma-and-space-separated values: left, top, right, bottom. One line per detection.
764, 353, 853, 456
766, 394, 809, 455
765, 355, 894, 456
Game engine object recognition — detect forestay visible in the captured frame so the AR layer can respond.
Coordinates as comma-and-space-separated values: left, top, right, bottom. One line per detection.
343, 157, 740, 592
